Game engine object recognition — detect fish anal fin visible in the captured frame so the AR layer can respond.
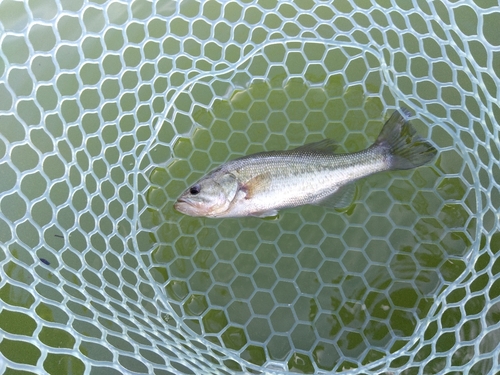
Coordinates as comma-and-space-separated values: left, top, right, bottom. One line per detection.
315, 183, 356, 209
239, 173, 271, 200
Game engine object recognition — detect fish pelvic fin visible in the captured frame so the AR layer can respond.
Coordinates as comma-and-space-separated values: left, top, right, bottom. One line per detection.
373, 108, 437, 170
251, 209, 279, 218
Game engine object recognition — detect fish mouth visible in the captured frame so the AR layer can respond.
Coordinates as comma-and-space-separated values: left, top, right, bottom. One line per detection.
175, 194, 194, 205
173, 199, 187, 212
174, 198, 200, 215
174, 200, 205, 217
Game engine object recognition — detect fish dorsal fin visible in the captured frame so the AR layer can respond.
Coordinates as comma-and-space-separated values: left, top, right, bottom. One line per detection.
238, 172, 271, 199
314, 183, 356, 209
290, 139, 339, 155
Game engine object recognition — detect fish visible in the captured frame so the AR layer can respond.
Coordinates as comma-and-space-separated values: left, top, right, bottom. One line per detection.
174, 108, 437, 218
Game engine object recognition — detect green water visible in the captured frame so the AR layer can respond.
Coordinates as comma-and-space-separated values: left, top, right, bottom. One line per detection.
145, 55, 475, 370
2, 0, 498, 373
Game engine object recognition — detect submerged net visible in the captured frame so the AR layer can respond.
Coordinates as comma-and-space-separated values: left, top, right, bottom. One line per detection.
1, 0, 499, 374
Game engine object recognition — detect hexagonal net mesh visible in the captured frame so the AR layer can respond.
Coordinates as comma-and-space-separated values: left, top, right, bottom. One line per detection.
0, 0, 499, 374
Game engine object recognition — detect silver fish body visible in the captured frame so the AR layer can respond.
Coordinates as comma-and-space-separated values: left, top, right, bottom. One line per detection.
174, 108, 437, 218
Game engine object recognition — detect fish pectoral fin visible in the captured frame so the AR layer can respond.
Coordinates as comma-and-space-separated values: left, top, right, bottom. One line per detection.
251, 209, 279, 218
238, 173, 271, 199
314, 183, 356, 209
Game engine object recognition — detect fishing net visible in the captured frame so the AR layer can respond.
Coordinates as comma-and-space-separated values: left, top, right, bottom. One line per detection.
1, 0, 499, 374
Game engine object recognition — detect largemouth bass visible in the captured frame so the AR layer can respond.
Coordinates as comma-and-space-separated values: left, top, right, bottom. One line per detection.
174, 108, 437, 218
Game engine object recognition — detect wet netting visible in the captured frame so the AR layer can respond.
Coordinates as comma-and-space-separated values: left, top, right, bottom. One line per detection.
1, 1, 499, 374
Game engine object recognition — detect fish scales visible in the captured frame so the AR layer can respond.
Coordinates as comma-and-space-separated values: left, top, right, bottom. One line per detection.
224, 148, 387, 209
174, 108, 437, 218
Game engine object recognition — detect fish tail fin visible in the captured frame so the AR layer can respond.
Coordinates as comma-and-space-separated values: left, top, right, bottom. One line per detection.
374, 108, 437, 170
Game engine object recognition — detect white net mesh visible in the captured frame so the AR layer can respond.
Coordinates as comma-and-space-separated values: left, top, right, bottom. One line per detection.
1, 0, 499, 374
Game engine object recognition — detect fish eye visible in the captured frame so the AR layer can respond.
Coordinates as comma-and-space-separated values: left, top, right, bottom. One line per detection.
189, 184, 201, 195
